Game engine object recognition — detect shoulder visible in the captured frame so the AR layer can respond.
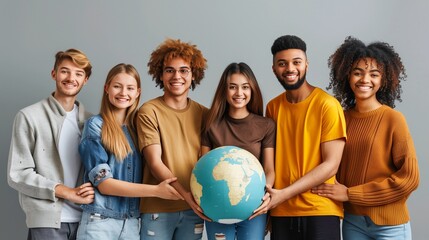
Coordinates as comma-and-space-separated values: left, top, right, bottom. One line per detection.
267, 92, 286, 106
248, 114, 276, 135
382, 105, 404, 117
19, 98, 49, 113
83, 115, 103, 136
15, 98, 52, 123
312, 88, 343, 111
314, 88, 338, 102
189, 99, 208, 112
381, 106, 408, 126
139, 97, 163, 113
251, 113, 275, 125
85, 114, 103, 126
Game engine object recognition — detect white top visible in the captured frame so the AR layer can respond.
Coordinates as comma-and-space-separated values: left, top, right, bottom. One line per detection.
58, 104, 82, 222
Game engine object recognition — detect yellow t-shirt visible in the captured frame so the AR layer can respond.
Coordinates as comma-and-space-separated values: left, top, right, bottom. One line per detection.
266, 88, 346, 217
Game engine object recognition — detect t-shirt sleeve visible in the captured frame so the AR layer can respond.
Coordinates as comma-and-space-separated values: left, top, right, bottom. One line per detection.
262, 118, 276, 149
136, 104, 160, 152
321, 97, 347, 143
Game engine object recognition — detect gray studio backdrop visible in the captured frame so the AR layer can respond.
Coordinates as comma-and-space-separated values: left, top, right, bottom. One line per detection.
1, 1, 428, 239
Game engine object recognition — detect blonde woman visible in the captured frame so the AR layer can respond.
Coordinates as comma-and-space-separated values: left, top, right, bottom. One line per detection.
77, 63, 182, 240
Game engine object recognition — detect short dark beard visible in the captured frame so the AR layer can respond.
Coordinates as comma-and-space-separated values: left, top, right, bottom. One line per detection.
275, 72, 306, 90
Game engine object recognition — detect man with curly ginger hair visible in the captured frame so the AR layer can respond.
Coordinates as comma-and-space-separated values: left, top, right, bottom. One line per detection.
136, 38, 208, 240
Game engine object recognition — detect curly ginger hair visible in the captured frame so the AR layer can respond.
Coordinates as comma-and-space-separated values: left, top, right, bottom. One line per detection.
147, 38, 207, 90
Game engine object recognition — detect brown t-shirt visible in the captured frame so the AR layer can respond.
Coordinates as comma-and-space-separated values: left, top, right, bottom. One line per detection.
201, 113, 275, 161
136, 97, 208, 213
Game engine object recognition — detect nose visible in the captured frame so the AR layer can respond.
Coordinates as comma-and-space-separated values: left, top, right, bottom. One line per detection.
285, 63, 295, 72
361, 73, 371, 83
64, 72, 73, 80
173, 70, 182, 78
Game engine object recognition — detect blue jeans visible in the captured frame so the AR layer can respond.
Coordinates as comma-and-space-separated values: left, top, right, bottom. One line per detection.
140, 210, 204, 240
342, 213, 412, 240
76, 212, 140, 240
205, 213, 267, 240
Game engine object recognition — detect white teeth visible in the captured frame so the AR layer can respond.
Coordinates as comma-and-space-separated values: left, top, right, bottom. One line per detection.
285, 75, 297, 80
357, 86, 372, 90
64, 83, 76, 88
233, 98, 245, 103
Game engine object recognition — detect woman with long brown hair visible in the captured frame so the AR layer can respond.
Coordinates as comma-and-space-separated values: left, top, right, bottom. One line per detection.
201, 62, 275, 240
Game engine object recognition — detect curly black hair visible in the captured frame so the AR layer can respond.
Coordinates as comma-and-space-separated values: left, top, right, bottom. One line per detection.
327, 36, 406, 110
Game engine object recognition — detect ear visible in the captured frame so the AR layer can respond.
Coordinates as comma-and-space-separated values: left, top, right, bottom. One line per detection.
104, 84, 109, 94
83, 77, 89, 85
136, 88, 141, 98
51, 69, 56, 80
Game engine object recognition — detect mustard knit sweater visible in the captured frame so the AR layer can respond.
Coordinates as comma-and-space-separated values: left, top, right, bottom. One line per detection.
337, 105, 419, 225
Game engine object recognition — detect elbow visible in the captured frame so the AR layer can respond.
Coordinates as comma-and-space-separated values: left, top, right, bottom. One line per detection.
327, 163, 340, 179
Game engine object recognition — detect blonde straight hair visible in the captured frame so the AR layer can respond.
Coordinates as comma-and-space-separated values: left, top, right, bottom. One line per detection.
100, 63, 141, 161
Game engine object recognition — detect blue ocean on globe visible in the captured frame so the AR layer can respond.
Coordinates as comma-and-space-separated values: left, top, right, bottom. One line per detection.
190, 146, 266, 224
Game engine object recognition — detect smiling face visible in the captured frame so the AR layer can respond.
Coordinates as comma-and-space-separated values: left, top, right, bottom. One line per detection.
105, 72, 140, 112
272, 49, 308, 90
349, 58, 382, 103
161, 57, 193, 99
51, 59, 88, 99
226, 73, 251, 115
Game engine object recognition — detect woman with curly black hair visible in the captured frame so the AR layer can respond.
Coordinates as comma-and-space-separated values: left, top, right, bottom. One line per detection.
312, 36, 420, 240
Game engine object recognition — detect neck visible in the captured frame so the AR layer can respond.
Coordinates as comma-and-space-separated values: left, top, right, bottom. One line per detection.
162, 95, 188, 110
228, 108, 250, 119
113, 108, 127, 125
53, 92, 76, 112
286, 82, 314, 103
354, 99, 382, 113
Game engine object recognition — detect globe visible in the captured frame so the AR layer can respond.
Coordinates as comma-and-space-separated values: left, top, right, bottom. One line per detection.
190, 146, 266, 224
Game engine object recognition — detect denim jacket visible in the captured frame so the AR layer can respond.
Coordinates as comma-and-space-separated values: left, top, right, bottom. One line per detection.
79, 114, 142, 219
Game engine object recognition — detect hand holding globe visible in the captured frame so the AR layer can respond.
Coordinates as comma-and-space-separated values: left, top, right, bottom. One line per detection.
190, 146, 266, 224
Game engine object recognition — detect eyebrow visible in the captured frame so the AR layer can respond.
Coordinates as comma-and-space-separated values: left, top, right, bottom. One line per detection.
276, 57, 304, 62
164, 66, 191, 69
59, 66, 85, 73
228, 82, 250, 86
352, 67, 381, 73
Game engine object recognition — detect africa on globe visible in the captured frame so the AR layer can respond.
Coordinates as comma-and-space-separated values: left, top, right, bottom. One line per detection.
190, 146, 266, 224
